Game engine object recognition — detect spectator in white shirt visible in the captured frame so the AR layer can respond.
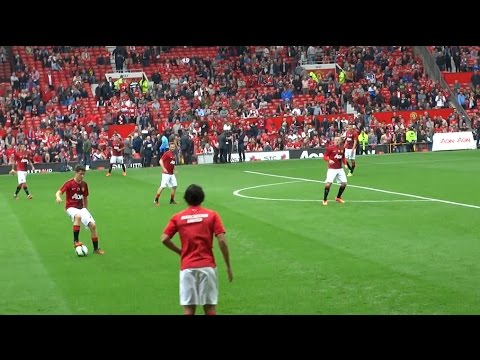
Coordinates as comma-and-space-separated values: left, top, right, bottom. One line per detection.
203, 143, 214, 155
435, 93, 446, 108
287, 131, 298, 141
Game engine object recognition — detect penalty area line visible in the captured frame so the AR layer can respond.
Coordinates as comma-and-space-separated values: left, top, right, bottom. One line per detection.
243, 171, 480, 210
233, 180, 432, 203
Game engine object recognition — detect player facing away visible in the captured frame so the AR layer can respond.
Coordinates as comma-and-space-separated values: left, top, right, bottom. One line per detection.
11, 144, 35, 199
154, 142, 178, 206
161, 184, 233, 315
343, 124, 358, 176
106, 134, 126, 176
322, 137, 348, 205
55, 165, 105, 254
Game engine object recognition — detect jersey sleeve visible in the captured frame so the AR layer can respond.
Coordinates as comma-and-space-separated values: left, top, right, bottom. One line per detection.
59, 181, 69, 194
323, 146, 332, 161
163, 216, 178, 238
213, 212, 226, 236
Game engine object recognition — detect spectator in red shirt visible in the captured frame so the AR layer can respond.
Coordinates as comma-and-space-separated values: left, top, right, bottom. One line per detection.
32, 152, 43, 164
161, 184, 233, 315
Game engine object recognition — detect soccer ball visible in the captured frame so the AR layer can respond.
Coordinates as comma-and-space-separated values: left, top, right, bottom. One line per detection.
75, 245, 88, 257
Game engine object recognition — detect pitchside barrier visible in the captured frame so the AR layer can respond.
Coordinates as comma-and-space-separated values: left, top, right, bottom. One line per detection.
431, 131, 476, 151
0, 158, 149, 175
1, 133, 477, 175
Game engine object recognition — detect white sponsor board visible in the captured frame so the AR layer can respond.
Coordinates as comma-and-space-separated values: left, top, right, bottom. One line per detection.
302, 63, 337, 71
299, 150, 324, 159
240, 151, 289, 162
432, 132, 476, 151
197, 151, 289, 164
197, 154, 214, 164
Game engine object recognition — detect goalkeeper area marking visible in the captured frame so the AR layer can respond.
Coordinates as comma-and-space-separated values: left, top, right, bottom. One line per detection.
232, 171, 480, 210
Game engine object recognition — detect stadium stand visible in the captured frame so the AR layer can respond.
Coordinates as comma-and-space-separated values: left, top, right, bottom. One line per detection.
0, 46, 477, 167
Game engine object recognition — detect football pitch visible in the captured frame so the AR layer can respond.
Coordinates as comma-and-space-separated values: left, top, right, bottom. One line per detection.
1, 150, 479, 314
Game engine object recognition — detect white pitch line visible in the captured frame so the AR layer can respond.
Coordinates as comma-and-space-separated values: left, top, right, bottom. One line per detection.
263, 156, 474, 172
354, 157, 472, 166
233, 182, 432, 203
244, 171, 480, 210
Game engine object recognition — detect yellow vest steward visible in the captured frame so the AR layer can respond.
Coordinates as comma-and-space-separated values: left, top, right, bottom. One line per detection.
114, 78, 123, 90
358, 133, 368, 149
406, 130, 416, 143
141, 79, 149, 93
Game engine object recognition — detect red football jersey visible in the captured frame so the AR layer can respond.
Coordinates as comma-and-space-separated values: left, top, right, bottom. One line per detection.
14, 151, 30, 171
111, 139, 124, 156
161, 150, 176, 174
324, 145, 345, 169
163, 206, 226, 270
98, 139, 107, 150
344, 130, 358, 149
59, 179, 89, 210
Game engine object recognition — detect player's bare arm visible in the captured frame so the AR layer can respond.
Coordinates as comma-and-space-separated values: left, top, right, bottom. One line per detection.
161, 233, 181, 255
55, 190, 63, 204
160, 159, 167, 173
10, 154, 15, 173
217, 232, 233, 282
323, 153, 334, 165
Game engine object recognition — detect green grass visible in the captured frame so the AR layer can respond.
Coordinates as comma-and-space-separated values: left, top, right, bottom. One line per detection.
1, 150, 479, 314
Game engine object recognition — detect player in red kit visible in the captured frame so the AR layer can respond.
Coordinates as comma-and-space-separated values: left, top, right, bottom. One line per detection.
106, 134, 126, 176
55, 165, 105, 254
154, 142, 178, 206
343, 124, 358, 176
322, 137, 348, 205
161, 184, 233, 315
11, 144, 35, 199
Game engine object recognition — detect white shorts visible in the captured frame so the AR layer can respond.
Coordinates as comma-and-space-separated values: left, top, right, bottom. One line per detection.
110, 156, 124, 164
325, 168, 347, 184
17, 171, 27, 184
344, 148, 356, 160
66, 207, 95, 229
179, 267, 218, 306
160, 173, 177, 188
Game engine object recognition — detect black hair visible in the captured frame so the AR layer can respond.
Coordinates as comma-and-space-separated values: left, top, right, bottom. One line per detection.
184, 184, 205, 206
74, 164, 86, 172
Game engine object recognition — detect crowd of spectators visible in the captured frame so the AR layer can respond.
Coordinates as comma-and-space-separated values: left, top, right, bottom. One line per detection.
0, 45, 478, 167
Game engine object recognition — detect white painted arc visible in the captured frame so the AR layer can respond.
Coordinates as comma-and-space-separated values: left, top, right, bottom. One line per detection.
240, 171, 480, 209
233, 180, 431, 203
